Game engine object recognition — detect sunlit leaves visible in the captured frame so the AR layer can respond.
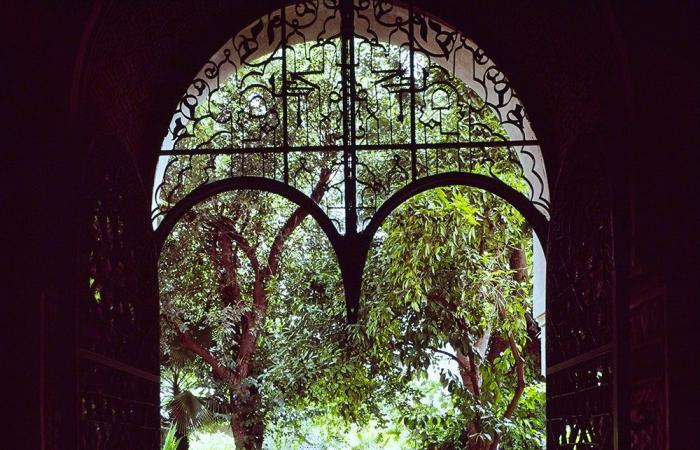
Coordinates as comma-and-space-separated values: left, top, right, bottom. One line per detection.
359, 186, 543, 447
159, 33, 543, 448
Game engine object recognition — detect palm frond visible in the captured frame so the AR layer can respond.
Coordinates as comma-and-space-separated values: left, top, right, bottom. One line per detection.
169, 390, 213, 434
166, 345, 197, 368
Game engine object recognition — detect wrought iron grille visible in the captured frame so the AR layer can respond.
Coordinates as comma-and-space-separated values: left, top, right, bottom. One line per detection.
546, 143, 615, 449
81, 141, 160, 449
153, 0, 549, 236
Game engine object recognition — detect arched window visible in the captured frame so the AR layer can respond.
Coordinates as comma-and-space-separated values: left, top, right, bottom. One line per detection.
153, 1, 551, 446
152, 0, 549, 325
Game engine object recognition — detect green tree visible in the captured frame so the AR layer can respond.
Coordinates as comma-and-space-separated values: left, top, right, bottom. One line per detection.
359, 186, 544, 449
158, 37, 543, 449
160, 185, 346, 449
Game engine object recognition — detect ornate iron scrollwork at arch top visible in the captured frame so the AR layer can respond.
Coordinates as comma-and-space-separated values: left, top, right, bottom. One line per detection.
153, 0, 550, 236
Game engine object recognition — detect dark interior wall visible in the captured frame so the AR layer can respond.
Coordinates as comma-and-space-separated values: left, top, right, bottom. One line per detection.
616, 2, 700, 273
3, 2, 93, 448
74, 0, 282, 180
3, 1, 698, 448
613, 4, 700, 448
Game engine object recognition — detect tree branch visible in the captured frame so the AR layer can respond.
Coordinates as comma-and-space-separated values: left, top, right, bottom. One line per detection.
162, 311, 235, 385
428, 347, 468, 371
502, 247, 528, 421
265, 167, 331, 278
229, 229, 260, 275
502, 334, 525, 421
232, 168, 332, 384
487, 326, 526, 450
178, 330, 235, 384
206, 216, 261, 276
427, 294, 489, 398
203, 217, 242, 307
458, 347, 482, 399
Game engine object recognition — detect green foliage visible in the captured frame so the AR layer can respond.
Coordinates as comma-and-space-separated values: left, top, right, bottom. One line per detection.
162, 426, 183, 450
354, 186, 543, 448
502, 382, 546, 449
158, 36, 544, 449
160, 186, 544, 448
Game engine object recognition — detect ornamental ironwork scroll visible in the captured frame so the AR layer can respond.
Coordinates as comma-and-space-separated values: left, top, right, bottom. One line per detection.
153, 0, 550, 236
80, 141, 160, 449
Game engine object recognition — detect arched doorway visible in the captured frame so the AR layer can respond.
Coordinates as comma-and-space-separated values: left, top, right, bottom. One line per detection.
152, 1, 551, 448
74, 0, 624, 446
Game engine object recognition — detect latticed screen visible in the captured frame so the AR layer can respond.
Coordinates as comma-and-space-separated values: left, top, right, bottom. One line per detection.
80, 144, 160, 449
546, 145, 616, 449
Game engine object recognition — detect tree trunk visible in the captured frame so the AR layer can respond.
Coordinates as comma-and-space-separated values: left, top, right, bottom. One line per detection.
174, 168, 332, 449
230, 384, 264, 450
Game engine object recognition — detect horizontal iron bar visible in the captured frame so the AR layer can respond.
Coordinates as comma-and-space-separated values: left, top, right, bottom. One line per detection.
77, 348, 160, 383
159, 140, 540, 156
547, 382, 612, 400
546, 343, 613, 376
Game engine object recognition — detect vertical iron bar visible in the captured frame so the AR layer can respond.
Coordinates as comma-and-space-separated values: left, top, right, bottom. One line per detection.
340, 0, 357, 235
281, 3, 289, 184
408, 1, 417, 181
338, 0, 363, 324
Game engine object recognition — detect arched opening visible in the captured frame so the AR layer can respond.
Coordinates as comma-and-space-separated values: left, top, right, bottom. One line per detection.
359, 185, 545, 449
158, 184, 545, 448
152, 0, 550, 232
159, 189, 345, 449
21, 0, 696, 447
152, 1, 551, 447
